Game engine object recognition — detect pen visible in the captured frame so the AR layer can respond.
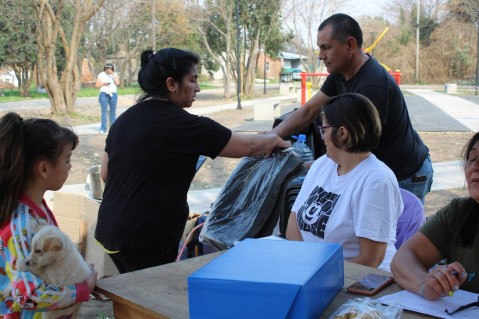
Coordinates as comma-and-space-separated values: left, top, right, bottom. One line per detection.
452, 270, 475, 282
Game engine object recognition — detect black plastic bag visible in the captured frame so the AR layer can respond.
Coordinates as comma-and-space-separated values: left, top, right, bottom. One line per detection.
273, 109, 325, 159
199, 151, 305, 250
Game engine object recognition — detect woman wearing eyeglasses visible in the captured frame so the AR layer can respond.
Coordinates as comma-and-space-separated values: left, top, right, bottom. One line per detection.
286, 93, 403, 272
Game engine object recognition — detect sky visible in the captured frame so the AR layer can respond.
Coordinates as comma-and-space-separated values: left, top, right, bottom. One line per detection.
341, 0, 390, 20
281, 0, 397, 47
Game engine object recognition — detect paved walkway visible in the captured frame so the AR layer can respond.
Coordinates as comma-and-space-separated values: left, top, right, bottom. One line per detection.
20, 87, 476, 213
407, 89, 479, 132
405, 89, 479, 194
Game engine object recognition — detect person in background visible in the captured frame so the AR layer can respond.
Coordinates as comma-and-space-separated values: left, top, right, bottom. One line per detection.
95, 48, 291, 274
286, 93, 403, 272
0, 112, 98, 318
391, 132, 479, 299
95, 63, 120, 134
271, 13, 432, 204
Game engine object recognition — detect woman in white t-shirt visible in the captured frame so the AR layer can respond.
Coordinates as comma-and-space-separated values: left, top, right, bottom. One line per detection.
95, 63, 120, 134
286, 93, 403, 272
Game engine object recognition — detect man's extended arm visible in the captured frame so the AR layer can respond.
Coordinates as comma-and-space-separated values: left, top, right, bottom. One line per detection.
271, 90, 331, 138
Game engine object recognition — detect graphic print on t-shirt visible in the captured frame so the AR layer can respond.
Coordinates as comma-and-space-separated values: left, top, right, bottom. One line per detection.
297, 186, 340, 238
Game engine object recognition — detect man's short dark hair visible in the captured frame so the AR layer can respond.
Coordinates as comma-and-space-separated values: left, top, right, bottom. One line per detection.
318, 13, 363, 48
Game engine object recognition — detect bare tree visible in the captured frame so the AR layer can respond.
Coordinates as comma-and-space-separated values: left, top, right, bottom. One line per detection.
97, 1, 150, 87
239, 0, 283, 97
378, 0, 477, 83
82, 0, 131, 83
185, 0, 286, 99
33, 0, 105, 115
422, 0, 478, 83
282, 0, 347, 87
84, 0, 199, 91
185, 0, 236, 100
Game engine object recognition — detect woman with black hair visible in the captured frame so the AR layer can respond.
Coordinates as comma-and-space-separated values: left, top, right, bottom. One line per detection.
94, 48, 290, 273
391, 132, 479, 299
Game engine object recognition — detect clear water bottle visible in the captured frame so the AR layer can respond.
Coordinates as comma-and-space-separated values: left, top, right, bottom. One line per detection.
293, 134, 314, 162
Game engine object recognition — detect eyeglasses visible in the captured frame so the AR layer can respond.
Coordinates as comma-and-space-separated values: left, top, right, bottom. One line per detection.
318, 125, 337, 138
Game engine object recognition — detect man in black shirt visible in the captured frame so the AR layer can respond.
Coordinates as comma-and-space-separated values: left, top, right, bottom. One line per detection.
272, 13, 432, 203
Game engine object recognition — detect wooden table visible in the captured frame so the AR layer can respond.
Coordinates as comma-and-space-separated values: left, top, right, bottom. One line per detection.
95, 252, 431, 319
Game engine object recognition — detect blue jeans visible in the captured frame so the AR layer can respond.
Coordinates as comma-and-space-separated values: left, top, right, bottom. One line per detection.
398, 155, 434, 205
99, 92, 118, 132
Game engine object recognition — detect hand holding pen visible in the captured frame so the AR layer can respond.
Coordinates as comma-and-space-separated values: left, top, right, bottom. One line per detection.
418, 262, 470, 300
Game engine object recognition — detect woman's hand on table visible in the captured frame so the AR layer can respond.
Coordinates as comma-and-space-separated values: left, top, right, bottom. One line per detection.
418, 262, 467, 300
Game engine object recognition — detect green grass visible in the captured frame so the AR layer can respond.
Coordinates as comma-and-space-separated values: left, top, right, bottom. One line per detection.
76, 85, 142, 97
0, 83, 221, 103
0, 89, 50, 102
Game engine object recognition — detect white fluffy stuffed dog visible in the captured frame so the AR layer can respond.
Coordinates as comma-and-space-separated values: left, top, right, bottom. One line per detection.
18, 225, 91, 319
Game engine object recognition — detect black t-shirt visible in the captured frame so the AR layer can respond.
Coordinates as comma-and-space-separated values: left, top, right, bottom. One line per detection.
95, 99, 232, 251
421, 197, 479, 293
321, 55, 429, 180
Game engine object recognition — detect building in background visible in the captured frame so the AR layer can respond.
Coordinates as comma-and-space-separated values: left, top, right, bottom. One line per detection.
0, 69, 18, 87
257, 51, 308, 81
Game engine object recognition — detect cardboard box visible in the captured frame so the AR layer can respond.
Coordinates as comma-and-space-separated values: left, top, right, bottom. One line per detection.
188, 239, 343, 319
53, 191, 119, 278
81, 196, 119, 278
53, 192, 87, 253
53, 192, 84, 241
52, 192, 83, 219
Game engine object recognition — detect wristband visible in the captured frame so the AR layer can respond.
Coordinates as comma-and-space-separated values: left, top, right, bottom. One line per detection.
418, 283, 425, 297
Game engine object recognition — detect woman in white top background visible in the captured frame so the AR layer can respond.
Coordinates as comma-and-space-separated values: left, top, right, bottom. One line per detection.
95, 63, 120, 134
286, 93, 403, 272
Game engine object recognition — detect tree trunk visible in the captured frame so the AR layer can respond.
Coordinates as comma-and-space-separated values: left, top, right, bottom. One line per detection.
33, 0, 105, 115
243, 31, 261, 97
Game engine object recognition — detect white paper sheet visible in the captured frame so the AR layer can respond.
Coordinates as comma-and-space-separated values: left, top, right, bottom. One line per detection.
377, 289, 479, 319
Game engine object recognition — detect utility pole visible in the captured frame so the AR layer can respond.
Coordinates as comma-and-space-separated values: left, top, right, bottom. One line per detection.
263, 47, 267, 95
476, 9, 479, 96
235, 0, 242, 110
151, 0, 156, 50
370, 32, 375, 56
415, 0, 420, 83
